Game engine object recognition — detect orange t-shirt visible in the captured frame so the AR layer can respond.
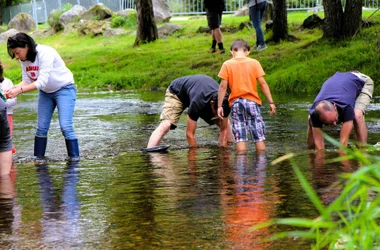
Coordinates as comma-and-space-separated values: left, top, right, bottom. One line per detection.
218, 57, 265, 106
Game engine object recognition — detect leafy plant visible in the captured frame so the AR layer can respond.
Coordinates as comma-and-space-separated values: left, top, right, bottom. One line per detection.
111, 12, 136, 28
62, 3, 73, 12
253, 135, 380, 249
47, 3, 73, 32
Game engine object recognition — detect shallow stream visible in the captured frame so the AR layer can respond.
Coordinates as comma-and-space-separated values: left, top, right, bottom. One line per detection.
0, 90, 379, 249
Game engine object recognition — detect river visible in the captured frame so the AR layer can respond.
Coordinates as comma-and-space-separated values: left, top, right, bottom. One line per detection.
0, 90, 379, 249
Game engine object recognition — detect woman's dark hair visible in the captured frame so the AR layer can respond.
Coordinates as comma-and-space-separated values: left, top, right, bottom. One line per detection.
7, 32, 37, 62
0, 62, 4, 82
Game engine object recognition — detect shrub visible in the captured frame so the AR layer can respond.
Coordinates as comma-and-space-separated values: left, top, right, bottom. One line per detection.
111, 12, 136, 29
48, 9, 64, 32
253, 135, 380, 249
47, 3, 73, 32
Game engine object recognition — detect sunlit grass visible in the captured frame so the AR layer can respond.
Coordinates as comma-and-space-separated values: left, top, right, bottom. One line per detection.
0, 10, 378, 93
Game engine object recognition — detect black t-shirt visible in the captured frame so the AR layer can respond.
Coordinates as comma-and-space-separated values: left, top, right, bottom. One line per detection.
169, 75, 218, 125
309, 72, 365, 127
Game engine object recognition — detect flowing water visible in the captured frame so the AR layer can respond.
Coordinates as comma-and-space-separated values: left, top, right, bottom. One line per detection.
0, 90, 379, 249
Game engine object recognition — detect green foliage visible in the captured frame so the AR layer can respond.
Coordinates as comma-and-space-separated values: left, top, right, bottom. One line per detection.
62, 3, 72, 12
48, 9, 64, 32
111, 16, 126, 28
111, 12, 136, 28
47, 3, 72, 32
255, 135, 380, 249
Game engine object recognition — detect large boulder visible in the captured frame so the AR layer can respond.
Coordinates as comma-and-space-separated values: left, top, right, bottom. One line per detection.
301, 14, 323, 29
233, 2, 273, 22
157, 23, 182, 38
0, 29, 20, 44
115, 9, 135, 17
31, 27, 56, 39
103, 28, 129, 37
234, 5, 249, 16
153, 0, 171, 24
59, 5, 87, 27
8, 13, 36, 32
81, 4, 113, 21
77, 19, 110, 37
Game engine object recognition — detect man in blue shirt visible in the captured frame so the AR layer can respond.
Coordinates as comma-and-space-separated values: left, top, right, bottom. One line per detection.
307, 71, 374, 150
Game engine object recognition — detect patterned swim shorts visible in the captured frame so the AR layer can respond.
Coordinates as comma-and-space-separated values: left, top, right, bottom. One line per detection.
231, 98, 266, 143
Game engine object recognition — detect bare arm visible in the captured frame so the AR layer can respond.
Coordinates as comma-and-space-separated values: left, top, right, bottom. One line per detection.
312, 127, 325, 150
186, 116, 198, 147
338, 121, 354, 168
257, 77, 276, 115
340, 120, 353, 147
217, 79, 228, 119
4, 81, 37, 99
215, 117, 229, 147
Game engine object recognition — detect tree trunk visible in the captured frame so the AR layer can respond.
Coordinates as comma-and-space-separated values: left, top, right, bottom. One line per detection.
0, 3, 3, 25
342, 0, 362, 37
323, 0, 344, 39
323, 0, 362, 39
134, 0, 158, 46
272, 0, 288, 42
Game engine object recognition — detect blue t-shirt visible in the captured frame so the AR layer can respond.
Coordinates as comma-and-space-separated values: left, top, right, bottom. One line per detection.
309, 72, 365, 127
169, 74, 218, 124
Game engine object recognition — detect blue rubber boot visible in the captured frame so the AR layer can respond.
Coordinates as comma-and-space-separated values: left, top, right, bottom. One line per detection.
34, 136, 47, 162
65, 139, 80, 163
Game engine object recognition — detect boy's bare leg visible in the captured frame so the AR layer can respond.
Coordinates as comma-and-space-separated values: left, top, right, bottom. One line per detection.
353, 108, 367, 148
213, 28, 223, 43
307, 116, 315, 149
227, 120, 234, 142
236, 141, 247, 154
147, 120, 171, 148
0, 150, 12, 176
256, 141, 266, 152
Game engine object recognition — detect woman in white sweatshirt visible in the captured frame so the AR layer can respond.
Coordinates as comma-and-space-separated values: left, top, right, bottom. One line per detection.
0, 63, 16, 154
4, 32, 79, 162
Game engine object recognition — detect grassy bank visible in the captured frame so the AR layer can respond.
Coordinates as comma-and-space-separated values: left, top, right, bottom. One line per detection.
0, 11, 379, 94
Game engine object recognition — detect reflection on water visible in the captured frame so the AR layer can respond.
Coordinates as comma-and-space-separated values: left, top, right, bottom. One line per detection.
36, 163, 81, 247
221, 153, 274, 249
309, 151, 359, 206
0, 91, 379, 249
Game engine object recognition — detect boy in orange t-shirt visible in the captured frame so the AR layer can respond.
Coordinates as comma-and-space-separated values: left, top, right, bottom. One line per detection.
217, 39, 276, 153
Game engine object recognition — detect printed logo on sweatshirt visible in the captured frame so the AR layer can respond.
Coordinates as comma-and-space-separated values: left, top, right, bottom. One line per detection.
26, 66, 39, 72
26, 66, 38, 81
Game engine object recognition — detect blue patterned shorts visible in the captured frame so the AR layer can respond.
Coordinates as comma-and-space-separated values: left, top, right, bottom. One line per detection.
231, 98, 266, 143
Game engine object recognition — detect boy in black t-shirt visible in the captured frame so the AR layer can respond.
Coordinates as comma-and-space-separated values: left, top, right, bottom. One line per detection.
147, 74, 233, 148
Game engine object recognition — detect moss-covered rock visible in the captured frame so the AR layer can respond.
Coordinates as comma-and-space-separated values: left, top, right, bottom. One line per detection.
8, 13, 36, 32
81, 4, 113, 21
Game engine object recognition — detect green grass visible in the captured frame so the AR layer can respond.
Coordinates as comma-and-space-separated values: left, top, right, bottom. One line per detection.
0, 10, 379, 94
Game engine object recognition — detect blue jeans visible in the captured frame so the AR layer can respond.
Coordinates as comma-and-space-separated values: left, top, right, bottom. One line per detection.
250, 1, 267, 46
36, 84, 77, 140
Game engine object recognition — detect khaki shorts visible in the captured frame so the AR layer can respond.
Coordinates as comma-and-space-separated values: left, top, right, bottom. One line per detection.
160, 88, 184, 129
353, 72, 374, 112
